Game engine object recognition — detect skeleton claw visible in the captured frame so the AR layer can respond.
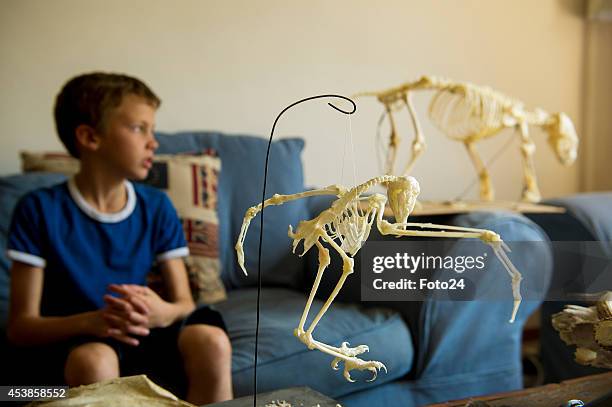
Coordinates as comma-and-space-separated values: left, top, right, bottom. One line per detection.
366, 363, 388, 382
330, 342, 370, 370
331, 356, 387, 383
329, 342, 385, 382
331, 357, 341, 371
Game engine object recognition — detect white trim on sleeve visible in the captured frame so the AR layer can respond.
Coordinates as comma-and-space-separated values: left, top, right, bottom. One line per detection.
157, 247, 190, 261
6, 250, 47, 268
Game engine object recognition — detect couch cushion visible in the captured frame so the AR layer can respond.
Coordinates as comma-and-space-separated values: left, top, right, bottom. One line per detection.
20, 151, 79, 175
155, 132, 310, 291
0, 173, 68, 329
213, 287, 413, 399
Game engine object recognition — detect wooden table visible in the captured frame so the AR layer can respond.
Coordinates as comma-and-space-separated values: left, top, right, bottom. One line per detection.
427, 372, 612, 407
206, 386, 339, 407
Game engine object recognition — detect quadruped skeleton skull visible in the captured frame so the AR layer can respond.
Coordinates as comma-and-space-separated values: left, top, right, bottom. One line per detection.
235, 174, 523, 382
356, 75, 579, 203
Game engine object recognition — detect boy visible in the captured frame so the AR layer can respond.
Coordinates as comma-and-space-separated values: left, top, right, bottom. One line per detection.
6, 72, 232, 404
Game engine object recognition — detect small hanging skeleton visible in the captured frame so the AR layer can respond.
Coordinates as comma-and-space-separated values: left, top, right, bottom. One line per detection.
235, 175, 523, 382
552, 292, 612, 369
356, 75, 579, 203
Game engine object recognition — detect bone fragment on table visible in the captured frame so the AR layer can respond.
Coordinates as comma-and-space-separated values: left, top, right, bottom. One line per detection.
552, 291, 612, 369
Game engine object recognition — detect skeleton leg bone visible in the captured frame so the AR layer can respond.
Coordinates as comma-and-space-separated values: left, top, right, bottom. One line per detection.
377, 219, 522, 323
401, 93, 427, 176
384, 103, 400, 175
303, 234, 352, 336
518, 122, 542, 203
464, 140, 494, 201
294, 240, 330, 343
294, 230, 387, 382
287, 237, 374, 376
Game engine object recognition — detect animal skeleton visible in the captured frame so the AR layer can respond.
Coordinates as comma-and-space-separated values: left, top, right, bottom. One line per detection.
552, 292, 612, 369
357, 75, 579, 203
236, 175, 523, 382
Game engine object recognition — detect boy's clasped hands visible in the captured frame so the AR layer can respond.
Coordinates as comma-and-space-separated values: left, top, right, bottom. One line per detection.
95, 284, 172, 346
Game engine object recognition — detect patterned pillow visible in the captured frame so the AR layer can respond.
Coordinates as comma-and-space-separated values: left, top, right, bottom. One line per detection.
143, 151, 226, 304
20, 151, 79, 175
20, 150, 226, 304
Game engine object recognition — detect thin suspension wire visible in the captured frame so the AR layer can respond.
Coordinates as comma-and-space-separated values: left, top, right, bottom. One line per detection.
340, 122, 348, 183
340, 115, 358, 186
253, 95, 356, 407
375, 109, 387, 174
348, 116, 358, 185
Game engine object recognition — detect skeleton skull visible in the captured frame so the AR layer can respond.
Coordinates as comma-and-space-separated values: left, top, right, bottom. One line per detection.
545, 112, 579, 166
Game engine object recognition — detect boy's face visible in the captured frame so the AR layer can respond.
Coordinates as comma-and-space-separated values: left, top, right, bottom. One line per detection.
96, 94, 158, 180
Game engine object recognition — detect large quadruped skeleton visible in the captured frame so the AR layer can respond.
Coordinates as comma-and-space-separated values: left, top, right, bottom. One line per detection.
357, 75, 579, 203
236, 175, 523, 382
552, 292, 612, 369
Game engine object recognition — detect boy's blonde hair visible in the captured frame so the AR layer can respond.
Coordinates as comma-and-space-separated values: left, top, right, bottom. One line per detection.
54, 72, 161, 158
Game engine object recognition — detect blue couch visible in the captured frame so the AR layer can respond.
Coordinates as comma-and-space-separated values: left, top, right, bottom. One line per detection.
0, 132, 553, 406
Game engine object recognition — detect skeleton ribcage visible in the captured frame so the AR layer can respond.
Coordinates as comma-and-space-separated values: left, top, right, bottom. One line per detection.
428, 85, 509, 141
325, 200, 376, 256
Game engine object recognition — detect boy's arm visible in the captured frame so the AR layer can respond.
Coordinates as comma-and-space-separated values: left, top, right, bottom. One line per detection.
153, 257, 195, 325
159, 257, 196, 321
160, 258, 195, 320
7, 262, 147, 347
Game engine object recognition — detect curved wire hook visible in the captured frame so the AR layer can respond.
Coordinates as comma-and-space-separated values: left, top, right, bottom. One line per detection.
252, 95, 356, 405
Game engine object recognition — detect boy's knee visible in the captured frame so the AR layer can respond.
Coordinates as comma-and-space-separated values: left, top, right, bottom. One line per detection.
178, 325, 231, 361
64, 342, 119, 386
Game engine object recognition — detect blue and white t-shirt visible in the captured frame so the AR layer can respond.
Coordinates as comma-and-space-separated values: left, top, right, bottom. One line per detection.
7, 178, 188, 316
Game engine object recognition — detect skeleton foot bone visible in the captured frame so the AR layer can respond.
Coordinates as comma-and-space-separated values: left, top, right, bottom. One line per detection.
294, 330, 387, 382
330, 344, 388, 383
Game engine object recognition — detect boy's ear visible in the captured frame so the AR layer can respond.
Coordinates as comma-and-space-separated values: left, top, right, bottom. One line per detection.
75, 124, 102, 152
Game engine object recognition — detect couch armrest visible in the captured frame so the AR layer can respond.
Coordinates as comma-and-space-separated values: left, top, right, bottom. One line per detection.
409, 212, 551, 382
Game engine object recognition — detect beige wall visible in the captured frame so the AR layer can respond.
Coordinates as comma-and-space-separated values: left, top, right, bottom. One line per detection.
583, 19, 612, 191
0, 0, 586, 200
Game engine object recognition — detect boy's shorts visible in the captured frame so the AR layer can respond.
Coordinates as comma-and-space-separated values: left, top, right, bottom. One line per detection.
5, 305, 226, 397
